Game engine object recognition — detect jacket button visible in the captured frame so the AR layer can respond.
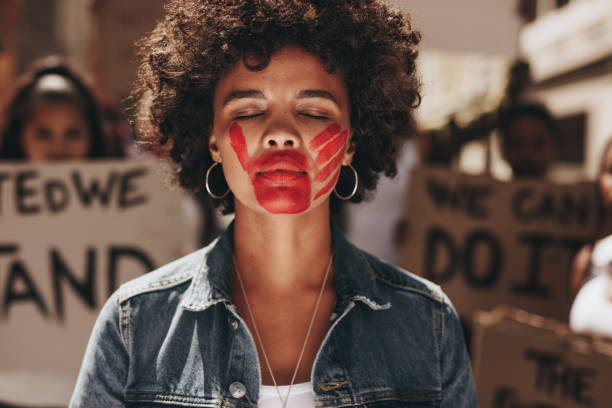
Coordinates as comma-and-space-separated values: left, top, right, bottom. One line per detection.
229, 382, 246, 398
230, 320, 239, 330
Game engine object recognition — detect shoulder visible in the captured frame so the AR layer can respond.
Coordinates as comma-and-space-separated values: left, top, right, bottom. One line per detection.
570, 273, 612, 335
116, 240, 216, 304
361, 250, 455, 310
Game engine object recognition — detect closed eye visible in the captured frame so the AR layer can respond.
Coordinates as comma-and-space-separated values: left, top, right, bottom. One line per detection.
299, 112, 329, 121
233, 112, 265, 121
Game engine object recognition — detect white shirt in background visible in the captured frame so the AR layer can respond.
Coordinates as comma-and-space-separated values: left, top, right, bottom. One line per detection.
569, 272, 612, 338
569, 234, 612, 337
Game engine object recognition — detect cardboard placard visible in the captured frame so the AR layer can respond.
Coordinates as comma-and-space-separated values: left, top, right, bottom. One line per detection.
401, 167, 598, 322
472, 307, 612, 407
0, 160, 186, 404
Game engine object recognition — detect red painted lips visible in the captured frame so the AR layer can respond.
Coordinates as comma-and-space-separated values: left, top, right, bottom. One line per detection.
254, 151, 308, 185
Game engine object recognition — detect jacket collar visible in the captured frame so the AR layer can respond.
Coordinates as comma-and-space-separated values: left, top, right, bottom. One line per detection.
181, 221, 391, 311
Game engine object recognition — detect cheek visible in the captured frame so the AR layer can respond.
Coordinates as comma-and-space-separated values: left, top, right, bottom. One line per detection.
222, 160, 252, 194
72, 135, 92, 155
311, 128, 348, 200
229, 123, 250, 172
21, 131, 46, 159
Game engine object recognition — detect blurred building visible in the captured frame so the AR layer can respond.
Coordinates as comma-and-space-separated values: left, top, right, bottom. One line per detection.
8, 0, 165, 101
391, 0, 611, 183
520, 0, 612, 179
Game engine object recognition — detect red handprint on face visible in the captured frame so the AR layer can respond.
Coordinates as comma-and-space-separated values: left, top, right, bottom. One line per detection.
229, 122, 348, 213
309, 124, 348, 199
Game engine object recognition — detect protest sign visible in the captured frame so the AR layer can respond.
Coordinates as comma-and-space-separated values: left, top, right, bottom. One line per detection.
472, 307, 612, 407
0, 160, 187, 404
401, 167, 598, 321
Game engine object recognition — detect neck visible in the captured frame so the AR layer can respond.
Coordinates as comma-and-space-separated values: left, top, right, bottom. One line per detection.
233, 201, 333, 292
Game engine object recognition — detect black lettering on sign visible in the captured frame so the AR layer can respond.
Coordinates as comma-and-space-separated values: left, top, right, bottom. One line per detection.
559, 193, 590, 226
524, 349, 597, 406
425, 177, 492, 219
423, 227, 457, 283
1, 166, 151, 214
71, 171, 119, 207
513, 187, 535, 222
1, 245, 49, 318
119, 167, 148, 209
559, 237, 589, 297
512, 234, 552, 297
0, 172, 10, 214
51, 248, 96, 320
107, 246, 155, 296
16, 170, 41, 214
45, 179, 70, 213
512, 187, 592, 226
463, 229, 502, 288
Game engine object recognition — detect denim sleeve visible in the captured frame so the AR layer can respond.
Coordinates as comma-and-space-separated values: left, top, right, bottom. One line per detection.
440, 301, 477, 407
70, 292, 129, 407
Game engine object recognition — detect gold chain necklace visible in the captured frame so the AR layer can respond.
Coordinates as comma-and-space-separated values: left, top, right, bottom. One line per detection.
232, 254, 334, 408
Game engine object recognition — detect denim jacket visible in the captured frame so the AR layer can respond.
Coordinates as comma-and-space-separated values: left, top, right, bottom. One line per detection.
71, 223, 476, 407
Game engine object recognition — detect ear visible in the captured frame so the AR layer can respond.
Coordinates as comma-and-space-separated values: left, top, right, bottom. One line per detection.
342, 130, 356, 165
209, 133, 222, 162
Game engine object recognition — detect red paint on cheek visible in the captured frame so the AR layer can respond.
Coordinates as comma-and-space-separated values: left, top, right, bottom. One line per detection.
315, 130, 348, 166
229, 123, 250, 172
315, 147, 345, 183
313, 168, 340, 200
308, 123, 341, 151
311, 127, 349, 199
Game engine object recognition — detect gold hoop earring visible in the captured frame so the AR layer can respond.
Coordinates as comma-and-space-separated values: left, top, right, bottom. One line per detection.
205, 161, 230, 199
334, 164, 358, 200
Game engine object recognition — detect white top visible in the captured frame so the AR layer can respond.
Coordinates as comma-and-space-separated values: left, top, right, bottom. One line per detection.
259, 382, 314, 408
569, 272, 612, 338
590, 234, 612, 269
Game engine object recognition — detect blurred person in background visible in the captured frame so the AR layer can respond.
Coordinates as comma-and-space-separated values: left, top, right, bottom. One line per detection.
0, 57, 109, 160
498, 102, 559, 179
569, 137, 612, 338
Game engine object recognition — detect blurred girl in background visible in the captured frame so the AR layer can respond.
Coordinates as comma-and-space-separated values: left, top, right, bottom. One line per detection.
0, 57, 108, 161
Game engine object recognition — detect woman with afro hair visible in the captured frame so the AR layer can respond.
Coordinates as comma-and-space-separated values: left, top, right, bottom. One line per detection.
72, 1, 476, 407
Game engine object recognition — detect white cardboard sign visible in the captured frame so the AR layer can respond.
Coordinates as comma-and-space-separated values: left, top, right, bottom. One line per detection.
401, 167, 598, 322
0, 160, 185, 381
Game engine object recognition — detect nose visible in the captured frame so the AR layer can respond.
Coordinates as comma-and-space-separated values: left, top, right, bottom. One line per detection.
262, 113, 301, 149
263, 132, 300, 148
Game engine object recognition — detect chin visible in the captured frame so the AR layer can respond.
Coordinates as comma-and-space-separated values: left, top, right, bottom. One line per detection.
260, 200, 310, 214
255, 189, 311, 214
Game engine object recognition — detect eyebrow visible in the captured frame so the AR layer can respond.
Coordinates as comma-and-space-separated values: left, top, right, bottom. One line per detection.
222, 90, 265, 107
221, 89, 340, 107
297, 90, 338, 106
